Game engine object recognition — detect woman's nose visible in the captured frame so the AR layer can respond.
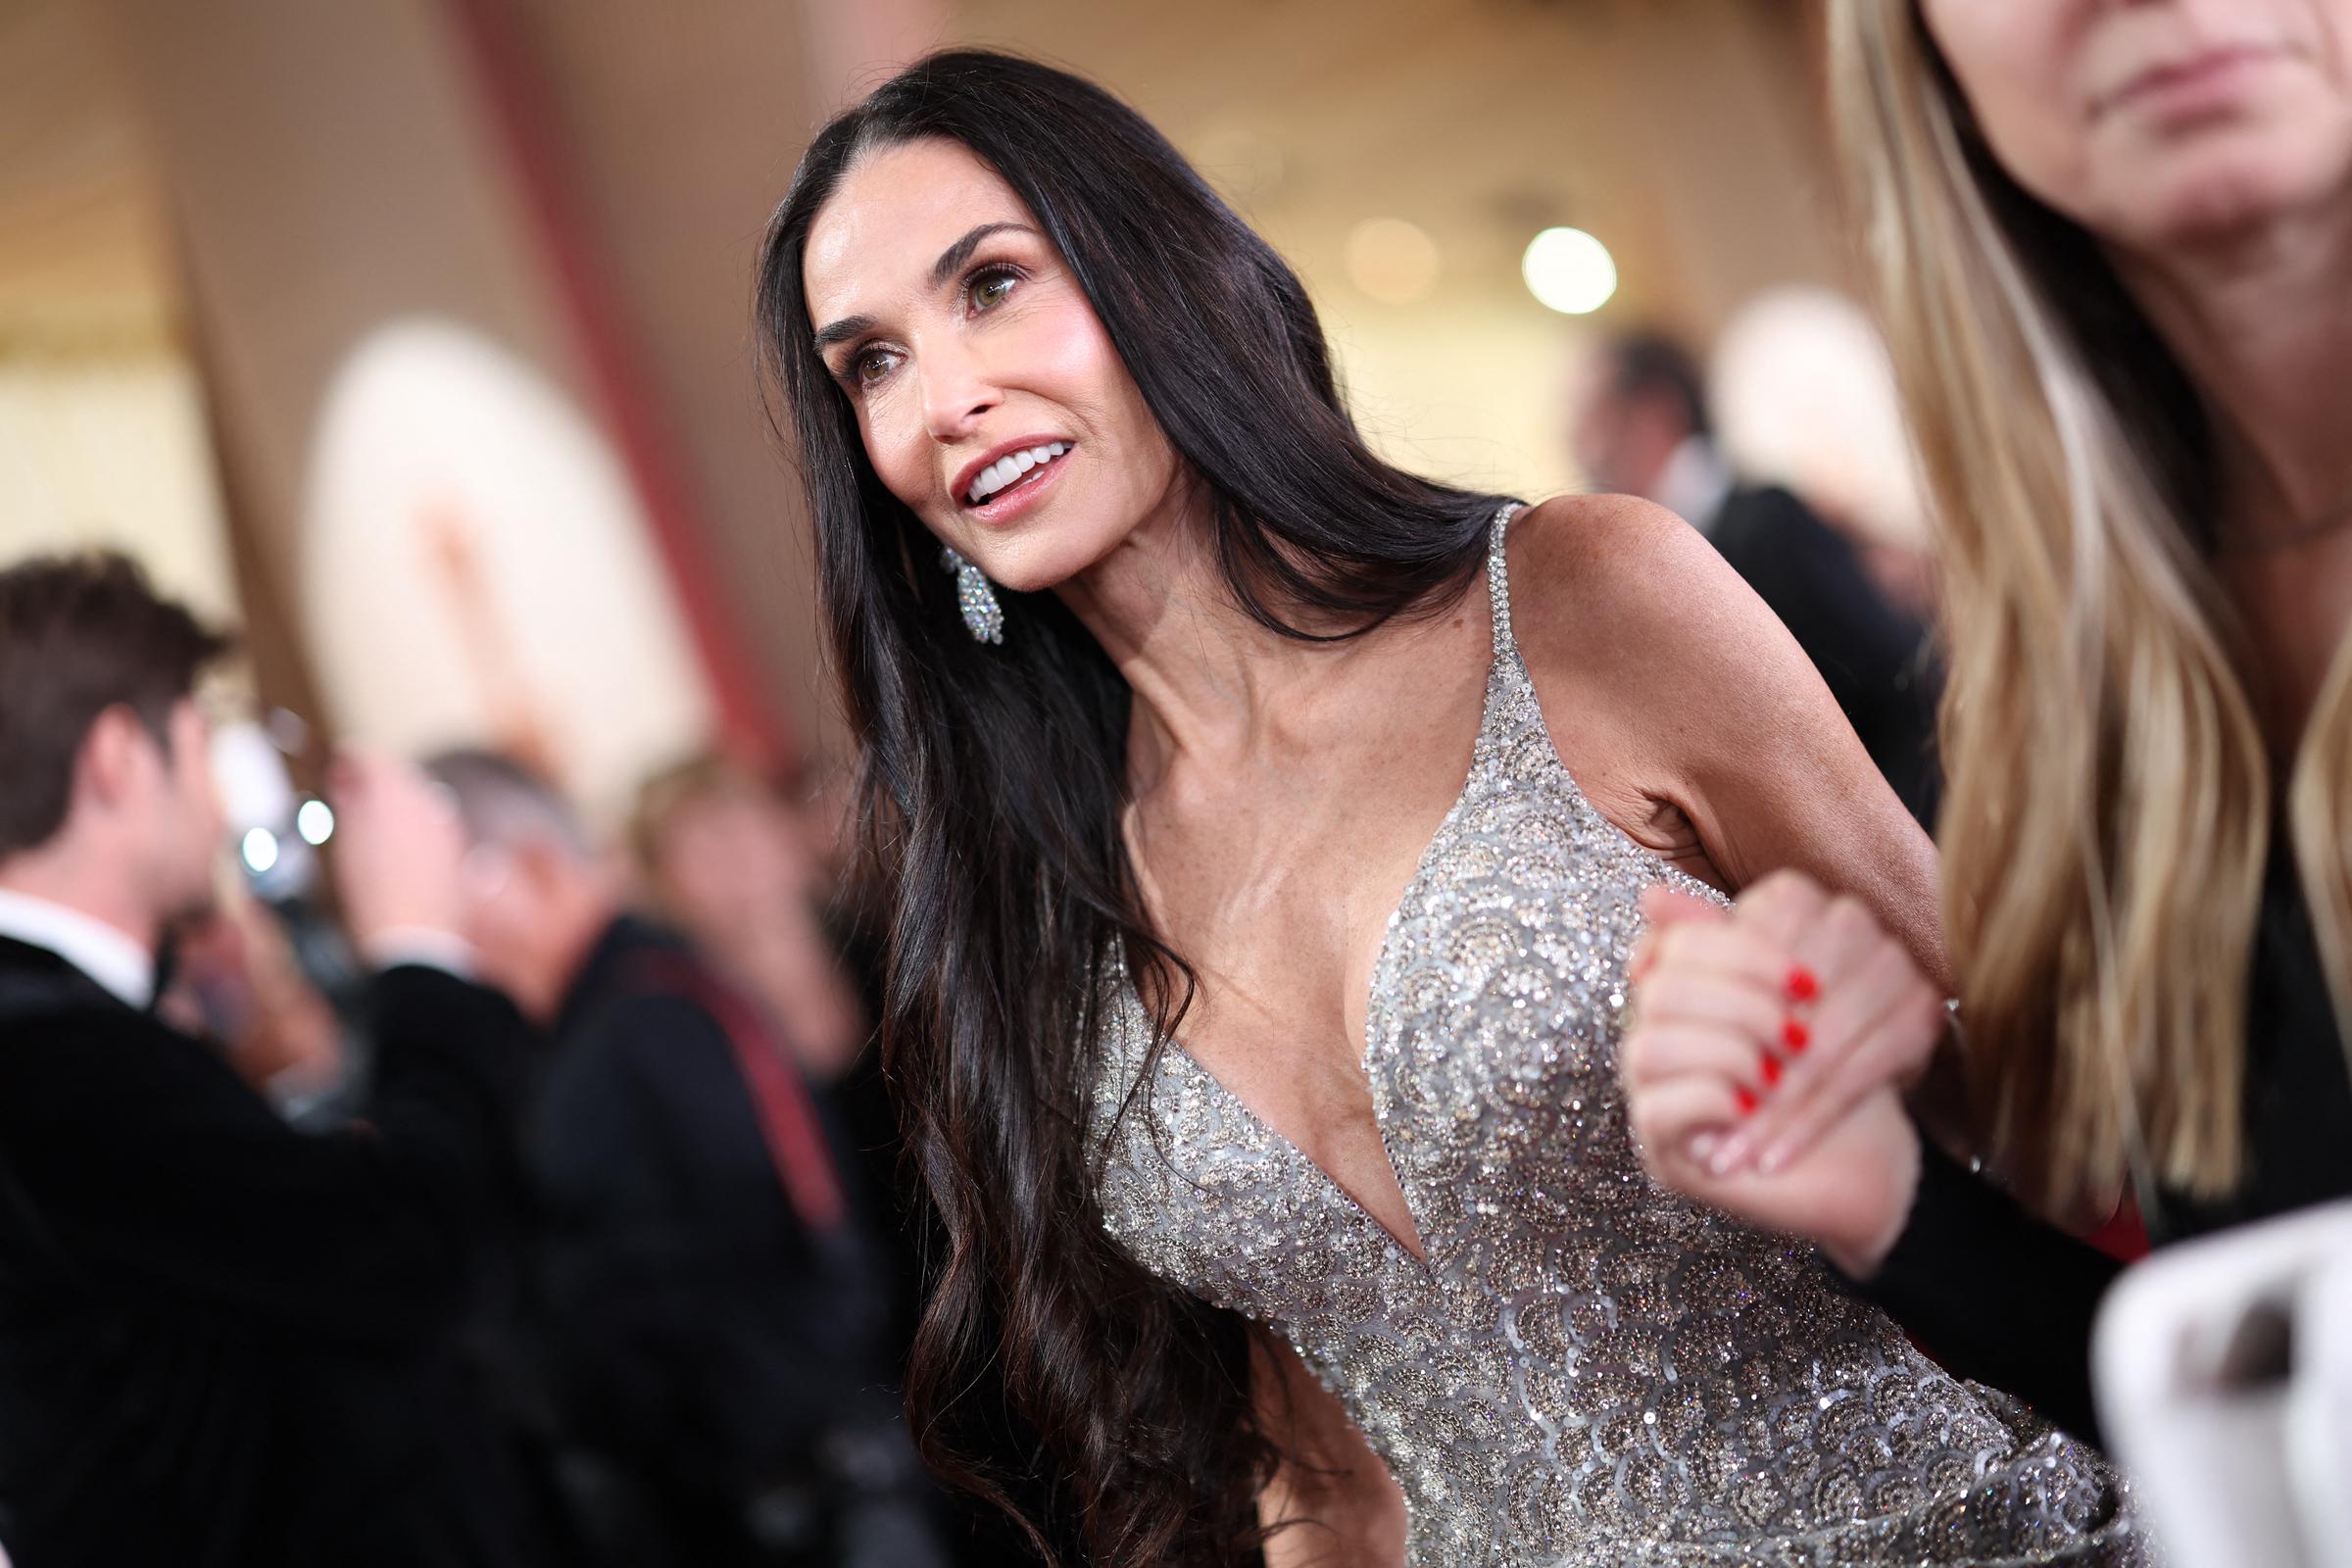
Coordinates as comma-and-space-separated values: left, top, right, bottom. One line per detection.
921, 345, 1002, 441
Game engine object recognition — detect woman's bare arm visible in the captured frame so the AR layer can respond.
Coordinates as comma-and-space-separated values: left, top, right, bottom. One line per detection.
1251, 1329, 1407, 1567
1506, 494, 1949, 991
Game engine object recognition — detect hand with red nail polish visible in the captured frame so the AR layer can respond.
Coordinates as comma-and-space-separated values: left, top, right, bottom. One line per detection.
1621, 871, 1938, 1279
1726, 873, 1942, 1199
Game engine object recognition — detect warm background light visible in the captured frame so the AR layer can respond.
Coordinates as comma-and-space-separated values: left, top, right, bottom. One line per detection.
1521, 226, 1618, 316
4, 0, 1850, 765
1343, 217, 1442, 306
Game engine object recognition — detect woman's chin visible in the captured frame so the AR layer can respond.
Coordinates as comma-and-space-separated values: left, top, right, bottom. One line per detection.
974, 528, 1124, 599
2115, 125, 2352, 248
970, 550, 1068, 598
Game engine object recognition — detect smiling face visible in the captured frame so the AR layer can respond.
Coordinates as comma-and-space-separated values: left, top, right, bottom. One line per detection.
1923, 0, 2352, 248
801, 136, 1188, 595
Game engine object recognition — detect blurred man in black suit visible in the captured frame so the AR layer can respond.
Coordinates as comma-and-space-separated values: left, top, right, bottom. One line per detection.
0, 554, 554, 1566
1572, 331, 1943, 825
423, 750, 947, 1568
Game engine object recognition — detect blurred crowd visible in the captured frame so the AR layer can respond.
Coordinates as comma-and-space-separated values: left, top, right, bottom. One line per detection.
0, 546, 977, 1568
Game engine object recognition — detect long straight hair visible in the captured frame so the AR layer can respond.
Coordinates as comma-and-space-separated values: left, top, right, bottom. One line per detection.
756, 50, 1506, 1564
1831, 1, 2352, 1216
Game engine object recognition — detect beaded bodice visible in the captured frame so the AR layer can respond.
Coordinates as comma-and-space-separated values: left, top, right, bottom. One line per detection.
1089, 506, 2138, 1564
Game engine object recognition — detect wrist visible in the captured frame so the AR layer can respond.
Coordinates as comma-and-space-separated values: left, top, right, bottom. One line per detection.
1823, 1118, 1922, 1280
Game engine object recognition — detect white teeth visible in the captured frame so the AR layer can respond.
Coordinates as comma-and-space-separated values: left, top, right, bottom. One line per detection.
966, 443, 1070, 504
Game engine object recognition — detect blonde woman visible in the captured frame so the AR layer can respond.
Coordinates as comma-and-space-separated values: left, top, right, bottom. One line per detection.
1623, 0, 2352, 1448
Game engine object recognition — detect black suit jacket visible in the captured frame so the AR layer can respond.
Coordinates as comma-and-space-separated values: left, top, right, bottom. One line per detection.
527, 916, 898, 1506
0, 935, 550, 1568
1705, 485, 1944, 827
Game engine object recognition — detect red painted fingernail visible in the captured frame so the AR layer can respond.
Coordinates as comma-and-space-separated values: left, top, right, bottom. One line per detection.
1734, 1086, 1758, 1117
1781, 1017, 1810, 1053
1786, 965, 1819, 1003
1760, 1053, 1783, 1087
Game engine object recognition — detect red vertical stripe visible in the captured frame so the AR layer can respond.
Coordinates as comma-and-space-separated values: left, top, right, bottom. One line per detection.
634, 953, 848, 1234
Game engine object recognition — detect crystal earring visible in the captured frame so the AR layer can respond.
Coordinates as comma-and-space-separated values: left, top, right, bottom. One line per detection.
940, 545, 1004, 645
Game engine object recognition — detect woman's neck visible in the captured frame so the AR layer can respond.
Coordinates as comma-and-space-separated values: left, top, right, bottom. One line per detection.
2109, 199, 2352, 536
1057, 494, 1372, 793
2109, 195, 2352, 747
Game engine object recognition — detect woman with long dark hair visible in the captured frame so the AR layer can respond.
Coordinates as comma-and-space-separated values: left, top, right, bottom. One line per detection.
757, 50, 2137, 1567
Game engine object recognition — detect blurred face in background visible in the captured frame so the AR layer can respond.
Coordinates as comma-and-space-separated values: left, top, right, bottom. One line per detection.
1565, 354, 1688, 499
1924, 0, 2352, 248
646, 785, 812, 939
455, 836, 597, 1021
802, 136, 1189, 595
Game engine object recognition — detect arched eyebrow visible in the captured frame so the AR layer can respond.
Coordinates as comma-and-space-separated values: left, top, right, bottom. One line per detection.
810, 221, 1041, 351
927, 221, 1035, 288
812, 314, 876, 352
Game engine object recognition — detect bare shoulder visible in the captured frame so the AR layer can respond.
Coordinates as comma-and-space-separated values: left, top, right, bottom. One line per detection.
1498, 492, 1938, 933
1503, 492, 1771, 694
1507, 490, 1698, 585
1497, 493, 1846, 880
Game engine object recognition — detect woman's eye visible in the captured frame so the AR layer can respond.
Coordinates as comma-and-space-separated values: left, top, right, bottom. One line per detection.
969, 269, 1019, 312
854, 349, 899, 386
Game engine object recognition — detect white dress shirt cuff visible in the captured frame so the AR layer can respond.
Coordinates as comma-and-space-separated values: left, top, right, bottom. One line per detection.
365, 926, 480, 981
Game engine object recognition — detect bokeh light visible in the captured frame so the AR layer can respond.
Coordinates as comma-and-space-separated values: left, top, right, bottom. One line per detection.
241, 826, 280, 874
1521, 226, 1618, 316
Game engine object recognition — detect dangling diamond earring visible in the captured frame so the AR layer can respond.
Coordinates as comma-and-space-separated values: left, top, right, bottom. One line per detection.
940, 545, 1004, 645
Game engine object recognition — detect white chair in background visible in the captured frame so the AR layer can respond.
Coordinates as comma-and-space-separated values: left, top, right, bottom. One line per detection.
2096, 1200, 2352, 1568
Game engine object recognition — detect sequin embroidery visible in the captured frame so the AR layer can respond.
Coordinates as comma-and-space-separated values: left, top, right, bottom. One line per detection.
1091, 505, 2142, 1565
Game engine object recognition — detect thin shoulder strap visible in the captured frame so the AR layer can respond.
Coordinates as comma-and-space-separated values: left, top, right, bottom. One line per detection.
1487, 501, 1522, 661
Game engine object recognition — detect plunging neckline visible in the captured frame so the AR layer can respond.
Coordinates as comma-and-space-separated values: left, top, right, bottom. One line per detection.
1144, 767, 1474, 1270
1123, 531, 1525, 1272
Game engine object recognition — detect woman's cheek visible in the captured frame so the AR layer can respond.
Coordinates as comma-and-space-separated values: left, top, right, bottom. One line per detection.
1062, 309, 1128, 398
859, 400, 931, 514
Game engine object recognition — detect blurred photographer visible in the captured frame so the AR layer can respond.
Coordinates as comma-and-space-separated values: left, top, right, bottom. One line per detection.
0, 554, 553, 1567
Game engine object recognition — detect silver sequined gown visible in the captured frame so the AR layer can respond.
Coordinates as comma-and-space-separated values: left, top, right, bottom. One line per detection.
1090, 507, 2142, 1565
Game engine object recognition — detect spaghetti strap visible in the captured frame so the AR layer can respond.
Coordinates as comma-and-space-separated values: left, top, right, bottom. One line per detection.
1486, 502, 1522, 662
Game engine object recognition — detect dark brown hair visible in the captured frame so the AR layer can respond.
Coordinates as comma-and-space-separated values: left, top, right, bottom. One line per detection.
0, 553, 230, 859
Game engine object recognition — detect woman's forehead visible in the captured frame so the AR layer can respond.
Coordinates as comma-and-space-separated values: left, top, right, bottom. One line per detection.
804, 139, 1030, 317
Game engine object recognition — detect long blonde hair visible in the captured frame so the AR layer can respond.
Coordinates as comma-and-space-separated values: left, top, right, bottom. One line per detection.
1830, 0, 2352, 1216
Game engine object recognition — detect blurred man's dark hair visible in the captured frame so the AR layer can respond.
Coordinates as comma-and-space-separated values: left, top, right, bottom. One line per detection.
0, 553, 229, 858
1605, 330, 1712, 441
